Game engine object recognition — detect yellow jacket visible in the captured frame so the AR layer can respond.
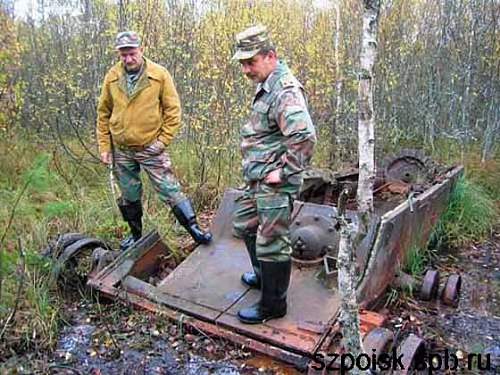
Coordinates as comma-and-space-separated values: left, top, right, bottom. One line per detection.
96, 58, 181, 153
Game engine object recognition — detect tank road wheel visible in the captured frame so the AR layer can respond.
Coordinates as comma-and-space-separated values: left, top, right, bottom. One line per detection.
394, 334, 426, 375
382, 149, 436, 184
363, 327, 394, 356
441, 274, 462, 307
420, 269, 440, 301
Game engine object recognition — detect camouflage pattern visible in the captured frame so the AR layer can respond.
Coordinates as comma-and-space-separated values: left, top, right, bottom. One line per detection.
233, 61, 316, 261
240, 61, 316, 188
232, 24, 271, 61
113, 142, 185, 206
115, 31, 141, 49
233, 183, 296, 262
125, 64, 145, 96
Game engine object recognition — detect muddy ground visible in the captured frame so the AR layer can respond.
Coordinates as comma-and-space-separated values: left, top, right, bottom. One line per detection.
386, 230, 500, 374
2, 228, 499, 374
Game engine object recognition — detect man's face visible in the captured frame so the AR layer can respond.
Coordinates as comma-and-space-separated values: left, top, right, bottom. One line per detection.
118, 47, 144, 71
239, 52, 276, 83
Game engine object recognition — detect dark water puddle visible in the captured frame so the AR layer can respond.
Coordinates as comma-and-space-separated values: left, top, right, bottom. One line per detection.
47, 302, 268, 375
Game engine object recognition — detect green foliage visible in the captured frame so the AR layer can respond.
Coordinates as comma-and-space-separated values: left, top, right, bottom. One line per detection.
0, 249, 17, 278
465, 154, 500, 201
22, 153, 51, 193
1, 0, 498, 361
403, 246, 427, 277
0, 134, 215, 357
431, 176, 498, 248
42, 201, 77, 218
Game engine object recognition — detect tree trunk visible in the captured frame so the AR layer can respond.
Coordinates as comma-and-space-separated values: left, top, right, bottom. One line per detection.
356, 0, 380, 217
331, 0, 343, 164
337, 0, 381, 364
337, 215, 363, 374
482, 100, 499, 164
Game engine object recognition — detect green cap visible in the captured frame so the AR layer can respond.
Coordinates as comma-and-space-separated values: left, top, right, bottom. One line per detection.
115, 31, 141, 50
232, 24, 271, 60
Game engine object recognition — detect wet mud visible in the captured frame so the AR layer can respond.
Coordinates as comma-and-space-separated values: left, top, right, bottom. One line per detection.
387, 231, 500, 374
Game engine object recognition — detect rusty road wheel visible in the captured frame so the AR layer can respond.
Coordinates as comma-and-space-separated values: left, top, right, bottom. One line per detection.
382, 149, 435, 184
363, 327, 394, 356
441, 274, 462, 307
420, 269, 440, 301
394, 334, 426, 374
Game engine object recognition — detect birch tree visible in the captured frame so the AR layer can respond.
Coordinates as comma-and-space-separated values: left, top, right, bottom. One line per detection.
356, 0, 380, 218
337, 0, 381, 367
336, 189, 363, 373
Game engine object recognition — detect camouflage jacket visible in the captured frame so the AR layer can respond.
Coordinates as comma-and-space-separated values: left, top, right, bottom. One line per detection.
241, 61, 316, 186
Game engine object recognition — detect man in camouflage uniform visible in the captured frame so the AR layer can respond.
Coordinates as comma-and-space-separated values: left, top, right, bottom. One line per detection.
97, 31, 212, 250
232, 25, 317, 324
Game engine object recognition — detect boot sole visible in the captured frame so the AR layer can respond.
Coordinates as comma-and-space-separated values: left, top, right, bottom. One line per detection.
237, 312, 286, 324
240, 277, 261, 289
240, 281, 261, 289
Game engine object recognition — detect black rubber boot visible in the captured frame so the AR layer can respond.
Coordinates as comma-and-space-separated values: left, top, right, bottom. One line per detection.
172, 199, 212, 244
241, 235, 261, 289
237, 259, 292, 324
117, 199, 143, 251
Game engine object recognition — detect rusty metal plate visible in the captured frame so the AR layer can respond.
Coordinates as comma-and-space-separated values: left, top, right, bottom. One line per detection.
87, 165, 462, 368
89, 189, 341, 364
157, 237, 249, 312
218, 265, 340, 354
357, 166, 463, 308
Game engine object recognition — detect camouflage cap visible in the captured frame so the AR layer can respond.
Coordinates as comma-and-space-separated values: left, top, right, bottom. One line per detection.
115, 31, 141, 50
232, 24, 271, 60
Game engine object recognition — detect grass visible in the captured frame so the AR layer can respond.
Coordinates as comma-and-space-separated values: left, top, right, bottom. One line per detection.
0, 133, 226, 358
403, 245, 428, 277
430, 176, 498, 249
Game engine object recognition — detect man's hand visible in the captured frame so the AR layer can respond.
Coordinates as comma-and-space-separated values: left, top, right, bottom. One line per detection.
100, 152, 112, 165
264, 169, 282, 184
152, 140, 165, 151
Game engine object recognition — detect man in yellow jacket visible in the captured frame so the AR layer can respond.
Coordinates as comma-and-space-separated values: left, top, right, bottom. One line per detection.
97, 31, 212, 250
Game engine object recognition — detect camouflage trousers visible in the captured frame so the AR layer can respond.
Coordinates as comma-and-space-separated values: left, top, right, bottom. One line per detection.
233, 182, 298, 262
113, 143, 186, 206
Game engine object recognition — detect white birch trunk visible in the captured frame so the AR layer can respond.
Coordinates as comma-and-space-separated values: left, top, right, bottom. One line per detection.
336, 0, 381, 363
356, 0, 380, 217
337, 217, 363, 374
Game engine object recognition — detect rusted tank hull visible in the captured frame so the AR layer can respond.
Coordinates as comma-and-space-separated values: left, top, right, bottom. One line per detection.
87, 165, 463, 369
357, 166, 463, 307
